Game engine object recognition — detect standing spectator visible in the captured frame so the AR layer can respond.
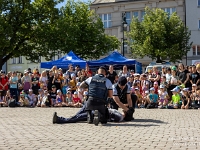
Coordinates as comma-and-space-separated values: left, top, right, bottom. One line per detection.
177, 63, 190, 87
85, 64, 92, 78
79, 69, 87, 82
169, 66, 179, 98
21, 70, 32, 93
75, 65, 81, 77
28, 68, 32, 74
47, 70, 54, 92
52, 73, 62, 91
39, 71, 48, 89
161, 66, 167, 77
9, 71, 18, 102
196, 64, 200, 74
32, 73, 40, 95
0, 70, 9, 96
62, 73, 69, 97
107, 65, 118, 84
118, 65, 130, 78
149, 66, 161, 86
189, 65, 200, 89
66, 65, 74, 80
68, 73, 77, 94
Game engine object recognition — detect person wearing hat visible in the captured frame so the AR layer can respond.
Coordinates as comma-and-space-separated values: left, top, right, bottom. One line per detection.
72, 91, 82, 107
158, 84, 169, 108
181, 88, 190, 109
146, 87, 158, 109
111, 76, 136, 121
168, 88, 180, 109
27, 89, 36, 107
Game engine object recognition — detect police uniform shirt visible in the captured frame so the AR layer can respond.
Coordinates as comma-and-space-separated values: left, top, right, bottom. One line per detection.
85, 74, 113, 90
112, 84, 132, 96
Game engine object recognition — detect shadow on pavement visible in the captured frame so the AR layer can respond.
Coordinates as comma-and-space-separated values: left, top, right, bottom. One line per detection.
133, 119, 167, 124
105, 123, 160, 127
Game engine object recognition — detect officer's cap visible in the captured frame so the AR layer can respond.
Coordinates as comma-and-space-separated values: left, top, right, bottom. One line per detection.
118, 76, 127, 86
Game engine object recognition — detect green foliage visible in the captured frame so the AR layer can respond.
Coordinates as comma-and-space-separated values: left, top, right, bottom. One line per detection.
0, 0, 120, 68
128, 7, 192, 63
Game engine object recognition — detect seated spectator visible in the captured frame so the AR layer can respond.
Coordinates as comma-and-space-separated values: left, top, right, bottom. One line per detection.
76, 82, 83, 100
41, 90, 50, 107
36, 89, 44, 107
131, 82, 138, 94
158, 84, 169, 108
66, 91, 73, 106
50, 85, 57, 107
181, 88, 190, 109
52, 73, 62, 91
135, 88, 143, 108
4, 90, 12, 107
18, 91, 29, 107
190, 88, 200, 109
153, 82, 159, 95
82, 91, 88, 103
168, 88, 180, 109
146, 87, 158, 109
72, 91, 82, 107
55, 89, 64, 107
142, 91, 149, 108
0, 91, 6, 107
27, 89, 36, 107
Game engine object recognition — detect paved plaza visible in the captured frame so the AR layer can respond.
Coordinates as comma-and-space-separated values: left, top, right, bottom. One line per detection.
0, 108, 200, 150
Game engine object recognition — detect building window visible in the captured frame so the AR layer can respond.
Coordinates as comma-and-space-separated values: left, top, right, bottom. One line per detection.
198, 0, 200, 7
141, 11, 145, 21
12, 58, 16, 64
126, 12, 131, 25
163, 8, 176, 16
17, 56, 23, 64
199, 20, 200, 29
133, 11, 139, 18
99, 14, 112, 28
193, 45, 200, 55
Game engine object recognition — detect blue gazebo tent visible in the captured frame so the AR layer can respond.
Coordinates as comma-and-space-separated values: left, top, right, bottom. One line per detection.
40, 51, 86, 69
87, 51, 142, 74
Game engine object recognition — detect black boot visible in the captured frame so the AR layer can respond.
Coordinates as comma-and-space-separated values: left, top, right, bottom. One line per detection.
87, 111, 93, 124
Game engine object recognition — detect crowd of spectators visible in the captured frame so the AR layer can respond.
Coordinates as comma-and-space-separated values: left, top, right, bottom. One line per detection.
0, 63, 200, 110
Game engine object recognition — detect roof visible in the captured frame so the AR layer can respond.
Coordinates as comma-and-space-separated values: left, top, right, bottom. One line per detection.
92, 0, 144, 5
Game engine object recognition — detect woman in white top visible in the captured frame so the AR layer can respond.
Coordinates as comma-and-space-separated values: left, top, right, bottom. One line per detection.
39, 71, 48, 89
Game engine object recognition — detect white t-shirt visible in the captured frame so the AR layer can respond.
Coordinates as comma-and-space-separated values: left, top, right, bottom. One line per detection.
158, 90, 168, 100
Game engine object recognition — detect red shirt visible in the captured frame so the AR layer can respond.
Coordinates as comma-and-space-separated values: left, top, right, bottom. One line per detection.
0, 76, 9, 90
73, 97, 81, 103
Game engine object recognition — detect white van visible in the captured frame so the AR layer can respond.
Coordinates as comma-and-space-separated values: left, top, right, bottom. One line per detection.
145, 62, 171, 73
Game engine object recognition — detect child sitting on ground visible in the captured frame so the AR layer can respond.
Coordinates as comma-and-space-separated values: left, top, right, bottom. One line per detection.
181, 88, 190, 109
147, 87, 158, 109
41, 90, 50, 107
66, 91, 73, 106
55, 89, 64, 107
135, 88, 143, 108
168, 88, 180, 109
72, 91, 82, 107
158, 84, 169, 108
82, 91, 88, 104
36, 89, 44, 107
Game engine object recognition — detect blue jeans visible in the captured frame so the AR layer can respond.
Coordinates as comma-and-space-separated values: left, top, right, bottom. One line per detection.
10, 88, 18, 102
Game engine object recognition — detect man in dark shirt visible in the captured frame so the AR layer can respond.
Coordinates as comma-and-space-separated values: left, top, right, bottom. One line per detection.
50, 85, 57, 106
32, 73, 39, 95
47, 70, 54, 92
189, 65, 200, 87
107, 65, 117, 84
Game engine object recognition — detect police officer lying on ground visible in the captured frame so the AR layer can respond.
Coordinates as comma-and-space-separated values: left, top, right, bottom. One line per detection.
80, 66, 113, 126
52, 102, 125, 124
110, 76, 136, 121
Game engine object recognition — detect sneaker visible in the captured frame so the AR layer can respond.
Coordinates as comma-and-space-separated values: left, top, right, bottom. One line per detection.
53, 112, 58, 124
93, 110, 99, 126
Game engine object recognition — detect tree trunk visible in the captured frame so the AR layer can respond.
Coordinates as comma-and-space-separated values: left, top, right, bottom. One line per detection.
156, 56, 162, 63
0, 57, 3, 70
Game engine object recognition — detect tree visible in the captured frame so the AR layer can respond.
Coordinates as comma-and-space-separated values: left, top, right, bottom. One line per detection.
0, 0, 62, 69
0, 0, 120, 69
128, 7, 192, 63
52, 0, 120, 60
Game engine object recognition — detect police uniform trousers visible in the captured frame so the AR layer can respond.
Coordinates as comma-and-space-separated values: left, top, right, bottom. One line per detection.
85, 98, 108, 123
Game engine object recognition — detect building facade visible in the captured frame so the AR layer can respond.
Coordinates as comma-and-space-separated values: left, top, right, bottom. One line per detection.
185, 0, 200, 65
91, 0, 186, 65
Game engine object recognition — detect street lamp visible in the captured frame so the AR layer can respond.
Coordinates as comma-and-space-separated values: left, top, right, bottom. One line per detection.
122, 12, 127, 56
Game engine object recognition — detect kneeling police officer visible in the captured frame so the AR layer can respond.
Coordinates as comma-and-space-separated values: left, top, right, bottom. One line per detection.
80, 66, 113, 126
110, 76, 136, 121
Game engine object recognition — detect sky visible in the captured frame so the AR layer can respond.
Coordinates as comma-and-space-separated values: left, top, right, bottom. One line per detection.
56, 0, 89, 8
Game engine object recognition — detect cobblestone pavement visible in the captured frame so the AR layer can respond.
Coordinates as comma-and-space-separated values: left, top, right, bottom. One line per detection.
0, 108, 200, 150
